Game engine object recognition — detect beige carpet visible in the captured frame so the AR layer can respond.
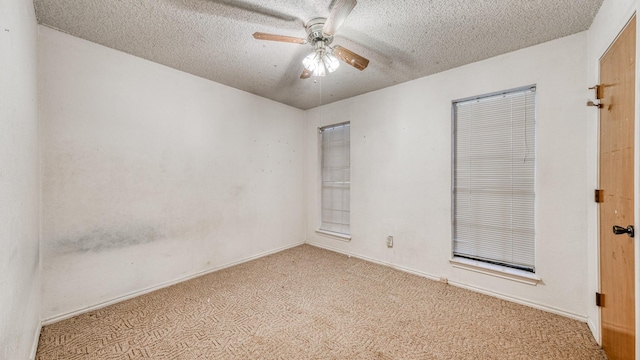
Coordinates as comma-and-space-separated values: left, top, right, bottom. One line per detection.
37, 245, 606, 359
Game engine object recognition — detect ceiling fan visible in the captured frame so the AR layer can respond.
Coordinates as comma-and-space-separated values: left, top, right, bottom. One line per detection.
252, 0, 369, 79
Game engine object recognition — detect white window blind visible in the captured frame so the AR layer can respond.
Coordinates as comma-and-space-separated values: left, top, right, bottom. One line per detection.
453, 87, 536, 272
320, 123, 350, 235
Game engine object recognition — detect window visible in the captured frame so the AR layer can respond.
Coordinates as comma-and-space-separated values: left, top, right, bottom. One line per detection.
319, 122, 350, 236
452, 86, 536, 272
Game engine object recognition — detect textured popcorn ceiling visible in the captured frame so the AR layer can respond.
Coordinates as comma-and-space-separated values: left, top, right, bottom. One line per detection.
34, 0, 603, 110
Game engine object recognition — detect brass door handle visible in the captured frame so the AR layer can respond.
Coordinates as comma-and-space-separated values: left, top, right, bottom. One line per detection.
612, 225, 634, 238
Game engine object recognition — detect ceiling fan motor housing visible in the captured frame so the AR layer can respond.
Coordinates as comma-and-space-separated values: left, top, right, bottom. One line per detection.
306, 17, 333, 45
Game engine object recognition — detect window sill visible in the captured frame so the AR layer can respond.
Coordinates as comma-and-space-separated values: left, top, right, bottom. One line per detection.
315, 229, 351, 242
449, 257, 541, 286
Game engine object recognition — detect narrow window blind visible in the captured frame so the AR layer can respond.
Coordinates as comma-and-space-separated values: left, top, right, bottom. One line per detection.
320, 123, 350, 235
453, 87, 536, 272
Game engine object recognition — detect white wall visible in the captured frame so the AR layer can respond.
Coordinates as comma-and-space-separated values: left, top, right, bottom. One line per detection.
30, 1, 640, 355
306, 33, 590, 320
586, 0, 639, 349
38, 26, 306, 321
0, 0, 41, 358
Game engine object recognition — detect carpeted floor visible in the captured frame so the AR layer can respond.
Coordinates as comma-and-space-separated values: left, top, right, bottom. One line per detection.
36, 244, 606, 359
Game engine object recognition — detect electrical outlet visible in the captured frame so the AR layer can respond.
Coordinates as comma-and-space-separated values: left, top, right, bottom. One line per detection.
386, 236, 393, 248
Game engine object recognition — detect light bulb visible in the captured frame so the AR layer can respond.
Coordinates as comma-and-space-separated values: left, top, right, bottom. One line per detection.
323, 52, 340, 73
314, 62, 326, 77
303, 52, 319, 71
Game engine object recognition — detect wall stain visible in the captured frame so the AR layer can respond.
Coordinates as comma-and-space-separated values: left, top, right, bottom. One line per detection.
53, 225, 163, 254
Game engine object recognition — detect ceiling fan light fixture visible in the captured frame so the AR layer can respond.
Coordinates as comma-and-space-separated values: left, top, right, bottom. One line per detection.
302, 52, 320, 72
302, 52, 326, 76
315, 62, 327, 77
302, 43, 340, 77
323, 52, 340, 73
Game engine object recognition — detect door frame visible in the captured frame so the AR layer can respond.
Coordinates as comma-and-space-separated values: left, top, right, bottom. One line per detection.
636, 8, 640, 358
589, 3, 639, 354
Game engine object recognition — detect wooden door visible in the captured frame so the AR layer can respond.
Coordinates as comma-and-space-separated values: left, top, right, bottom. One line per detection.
599, 15, 636, 360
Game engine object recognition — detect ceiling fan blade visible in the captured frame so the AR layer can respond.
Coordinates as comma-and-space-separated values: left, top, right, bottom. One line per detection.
300, 68, 313, 79
253, 32, 307, 44
333, 46, 369, 71
322, 0, 357, 36
210, 0, 303, 28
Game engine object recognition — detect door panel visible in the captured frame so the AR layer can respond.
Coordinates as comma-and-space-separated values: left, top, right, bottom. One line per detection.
599, 15, 636, 360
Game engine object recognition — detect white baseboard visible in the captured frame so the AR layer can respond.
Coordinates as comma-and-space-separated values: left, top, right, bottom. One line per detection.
307, 241, 588, 323
29, 321, 42, 360
308, 241, 442, 281
42, 241, 305, 326
447, 279, 587, 322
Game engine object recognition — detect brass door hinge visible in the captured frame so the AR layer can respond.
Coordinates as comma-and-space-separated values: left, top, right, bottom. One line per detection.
589, 85, 602, 100
596, 292, 603, 307
595, 189, 604, 203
